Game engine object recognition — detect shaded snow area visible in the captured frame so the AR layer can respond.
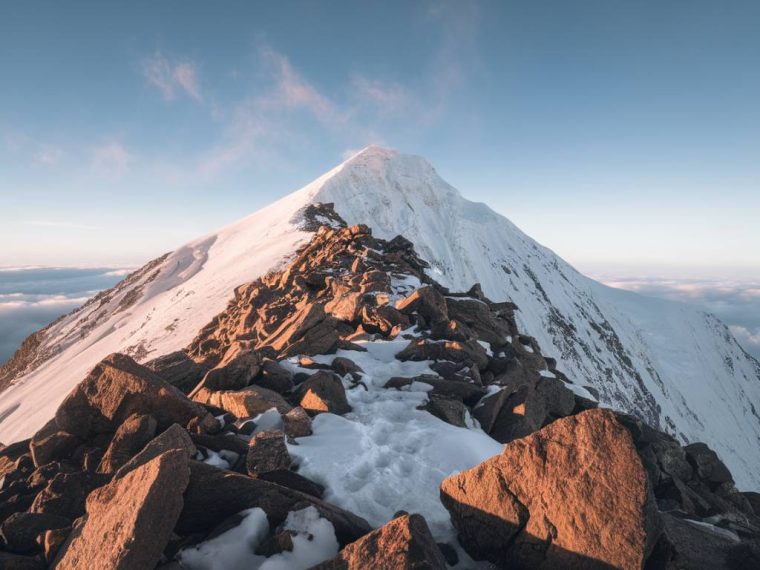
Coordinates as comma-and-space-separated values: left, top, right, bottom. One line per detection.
178, 506, 339, 570
284, 332, 502, 565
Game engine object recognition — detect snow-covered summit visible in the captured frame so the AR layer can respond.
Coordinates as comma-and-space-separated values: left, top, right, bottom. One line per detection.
1, 147, 759, 489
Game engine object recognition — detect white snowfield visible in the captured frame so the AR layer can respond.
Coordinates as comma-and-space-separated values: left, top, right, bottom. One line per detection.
1, 146, 759, 489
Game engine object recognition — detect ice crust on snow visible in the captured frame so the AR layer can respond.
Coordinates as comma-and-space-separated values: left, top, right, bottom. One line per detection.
1, 145, 759, 489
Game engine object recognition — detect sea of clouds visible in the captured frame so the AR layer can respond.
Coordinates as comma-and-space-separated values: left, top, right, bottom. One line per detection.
0, 267, 130, 364
600, 277, 760, 360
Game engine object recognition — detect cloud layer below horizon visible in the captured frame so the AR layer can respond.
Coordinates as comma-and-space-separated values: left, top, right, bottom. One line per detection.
0, 267, 128, 364
600, 276, 760, 359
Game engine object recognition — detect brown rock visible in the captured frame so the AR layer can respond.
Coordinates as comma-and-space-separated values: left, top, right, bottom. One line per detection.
331, 357, 364, 381
420, 394, 468, 427
396, 338, 489, 370
484, 376, 576, 443
53, 450, 189, 570
296, 371, 352, 416
41, 528, 69, 563
649, 512, 755, 570
385, 376, 486, 407
246, 430, 291, 475
114, 423, 196, 479
283, 406, 313, 439
29, 471, 99, 520
178, 460, 371, 546
0, 551, 45, 569
313, 513, 447, 569
29, 421, 81, 469
192, 343, 260, 393
192, 384, 292, 418
396, 286, 449, 325
684, 443, 733, 485
144, 350, 208, 394
257, 358, 294, 394
257, 469, 325, 498
259, 300, 340, 357
445, 297, 512, 346
97, 413, 157, 474
55, 353, 210, 439
0, 512, 69, 554
1, 440, 31, 479
440, 409, 661, 568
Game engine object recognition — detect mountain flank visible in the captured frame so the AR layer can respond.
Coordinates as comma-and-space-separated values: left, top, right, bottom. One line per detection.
1, 211, 758, 569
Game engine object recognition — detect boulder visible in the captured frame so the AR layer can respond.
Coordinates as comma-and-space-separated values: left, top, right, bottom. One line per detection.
55, 353, 210, 439
29, 471, 100, 520
256, 359, 294, 394
29, 422, 81, 469
396, 286, 449, 325
191, 344, 260, 393
1, 440, 31, 480
396, 338, 489, 370
648, 512, 758, 570
144, 350, 208, 394
743, 492, 760, 516
246, 430, 291, 475
114, 423, 196, 479
474, 375, 575, 443
258, 300, 340, 357
331, 357, 364, 381
52, 450, 189, 570
445, 297, 511, 346
312, 513, 447, 569
684, 443, 733, 485
192, 384, 292, 418
295, 371, 352, 416
97, 413, 157, 474
440, 409, 661, 568
420, 394, 468, 427
282, 407, 313, 439
0, 552, 45, 569
0, 512, 69, 554
385, 376, 486, 407
258, 469, 325, 498
177, 460, 371, 546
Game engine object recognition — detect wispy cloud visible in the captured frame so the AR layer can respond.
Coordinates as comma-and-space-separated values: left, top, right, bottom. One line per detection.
351, 76, 410, 114
90, 142, 134, 177
23, 220, 102, 231
34, 147, 63, 166
142, 52, 202, 102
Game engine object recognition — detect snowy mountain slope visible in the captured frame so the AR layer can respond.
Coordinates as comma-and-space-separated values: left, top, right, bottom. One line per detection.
1, 145, 759, 489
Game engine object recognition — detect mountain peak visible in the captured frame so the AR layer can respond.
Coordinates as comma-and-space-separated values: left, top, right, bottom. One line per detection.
343, 144, 399, 162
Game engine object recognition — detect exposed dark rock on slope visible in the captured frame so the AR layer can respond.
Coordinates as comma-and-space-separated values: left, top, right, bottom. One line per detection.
0, 210, 757, 568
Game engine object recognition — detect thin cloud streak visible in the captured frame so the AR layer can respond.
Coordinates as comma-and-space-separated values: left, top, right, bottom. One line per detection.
142, 52, 202, 102
90, 142, 134, 177
24, 221, 103, 231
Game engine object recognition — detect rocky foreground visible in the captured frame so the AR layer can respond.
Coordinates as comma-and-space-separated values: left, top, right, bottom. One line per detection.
1, 206, 759, 569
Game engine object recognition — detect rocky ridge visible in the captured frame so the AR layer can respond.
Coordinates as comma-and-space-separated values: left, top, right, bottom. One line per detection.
0, 207, 758, 569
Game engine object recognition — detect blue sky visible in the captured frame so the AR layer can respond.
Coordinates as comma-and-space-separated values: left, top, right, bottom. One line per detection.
1, 0, 759, 276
